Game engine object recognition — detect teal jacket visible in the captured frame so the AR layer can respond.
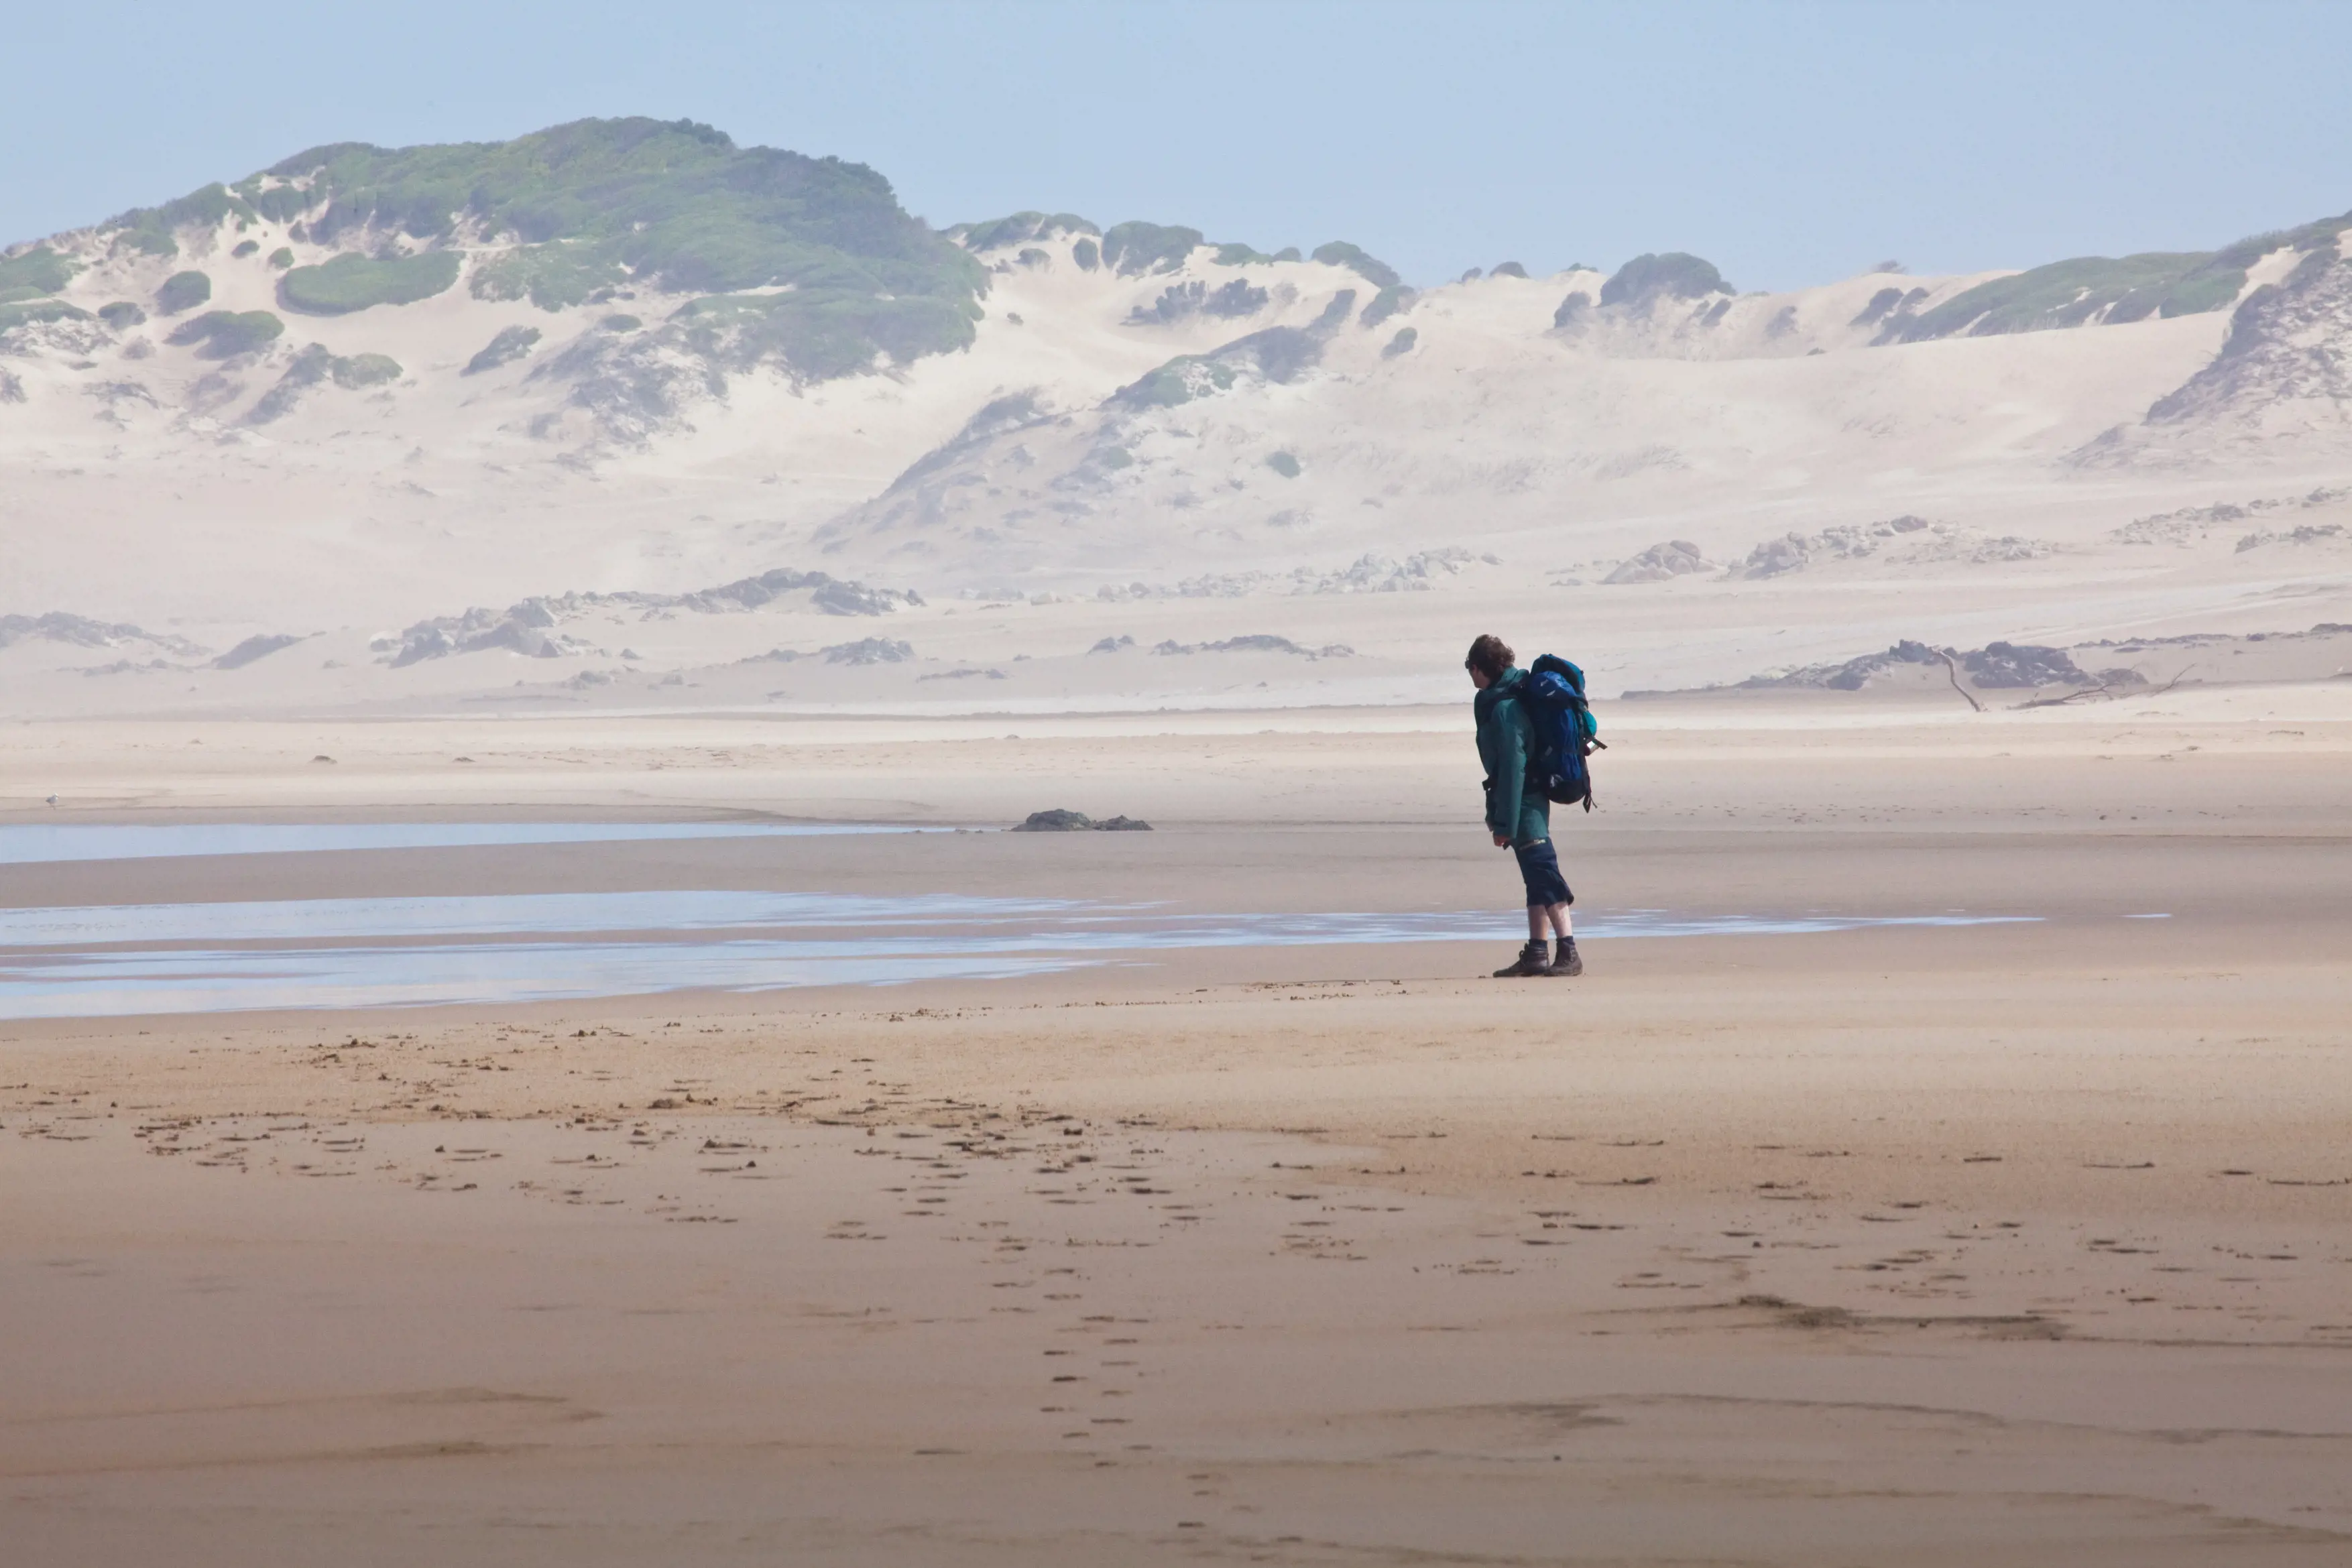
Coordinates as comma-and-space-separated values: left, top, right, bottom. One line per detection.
1474, 668, 1551, 845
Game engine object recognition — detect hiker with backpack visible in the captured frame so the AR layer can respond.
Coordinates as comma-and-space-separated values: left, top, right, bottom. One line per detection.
1466, 634, 1600, 978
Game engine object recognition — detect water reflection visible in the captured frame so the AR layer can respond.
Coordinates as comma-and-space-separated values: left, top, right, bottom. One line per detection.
0, 886, 2034, 1019
0, 821, 936, 865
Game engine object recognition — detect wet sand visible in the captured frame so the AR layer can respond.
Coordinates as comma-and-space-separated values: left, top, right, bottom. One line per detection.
5, 698, 2351, 1564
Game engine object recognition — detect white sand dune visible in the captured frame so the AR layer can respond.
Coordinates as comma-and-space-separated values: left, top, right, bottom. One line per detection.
6, 184, 2351, 725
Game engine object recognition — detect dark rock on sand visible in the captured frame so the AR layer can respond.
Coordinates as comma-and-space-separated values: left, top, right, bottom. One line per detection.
1012, 810, 1153, 832
1963, 641, 2090, 688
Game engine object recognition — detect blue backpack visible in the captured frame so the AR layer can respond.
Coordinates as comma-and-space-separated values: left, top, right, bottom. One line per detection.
1522, 654, 1604, 812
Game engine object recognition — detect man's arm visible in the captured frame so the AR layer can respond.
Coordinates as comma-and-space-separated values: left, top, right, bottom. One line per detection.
1488, 701, 1528, 842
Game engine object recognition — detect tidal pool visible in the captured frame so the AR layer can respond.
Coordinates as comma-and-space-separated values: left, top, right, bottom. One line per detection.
0, 885, 2035, 1019
0, 821, 936, 865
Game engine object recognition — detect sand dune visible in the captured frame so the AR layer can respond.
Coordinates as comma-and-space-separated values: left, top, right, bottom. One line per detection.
6, 131, 2350, 723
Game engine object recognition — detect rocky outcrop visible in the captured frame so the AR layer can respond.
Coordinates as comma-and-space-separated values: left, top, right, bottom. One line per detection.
1962, 641, 2091, 688
1011, 809, 1151, 832
1149, 634, 1352, 658
1605, 540, 1712, 583
384, 603, 571, 666
380, 568, 921, 667
1730, 638, 2102, 693
2075, 237, 2352, 465
2146, 246, 2352, 432
212, 633, 305, 669
0, 612, 206, 656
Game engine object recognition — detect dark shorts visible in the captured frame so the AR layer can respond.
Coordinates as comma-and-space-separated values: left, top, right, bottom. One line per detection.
1513, 837, 1573, 908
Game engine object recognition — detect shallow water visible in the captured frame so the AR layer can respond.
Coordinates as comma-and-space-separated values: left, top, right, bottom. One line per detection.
0, 884, 2035, 1018
0, 821, 936, 865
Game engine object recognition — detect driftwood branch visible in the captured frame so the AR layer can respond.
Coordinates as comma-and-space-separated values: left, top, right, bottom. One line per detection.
2015, 662, 2197, 710
1932, 648, 1984, 713
2016, 682, 2115, 710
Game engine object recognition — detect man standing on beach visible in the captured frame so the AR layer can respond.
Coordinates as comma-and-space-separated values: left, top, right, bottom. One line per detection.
1467, 634, 1580, 977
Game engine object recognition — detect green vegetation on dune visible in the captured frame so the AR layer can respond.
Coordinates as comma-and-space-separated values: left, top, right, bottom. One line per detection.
954, 211, 1098, 251
463, 324, 541, 375
155, 271, 211, 314
1102, 222, 1203, 276
668, 288, 980, 380
1112, 328, 1320, 411
1359, 283, 1415, 326
228, 170, 322, 225
331, 351, 402, 386
1887, 214, 2351, 342
279, 250, 461, 314
107, 183, 260, 259
0, 298, 91, 331
222, 117, 982, 379
1214, 243, 1278, 266
1599, 253, 1730, 306
82, 117, 984, 383
1893, 252, 2229, 339
0, 247, 78, 297
166, 310, 284, 357
469, 241, 625, 311
267, 247, 294, 269
252, 186, 314, 225
2121, 268, 2241, 320
98, 301, 147, 328
248, 343, 403, 423
1118, 355, 1237, 408
2207, 212, 2352, 270
263, 117, 978, 302
1311, 241, 1401, 290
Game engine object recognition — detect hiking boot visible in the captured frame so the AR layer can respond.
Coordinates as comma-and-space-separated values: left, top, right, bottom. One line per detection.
1547, 937, 1584, 977
1492, 941, 1551, 978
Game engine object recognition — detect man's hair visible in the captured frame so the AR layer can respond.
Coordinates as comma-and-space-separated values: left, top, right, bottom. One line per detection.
1464, 634, 1515, 678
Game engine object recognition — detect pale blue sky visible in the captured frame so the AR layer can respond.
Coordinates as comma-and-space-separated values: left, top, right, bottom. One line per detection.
9, 1, 2348, 290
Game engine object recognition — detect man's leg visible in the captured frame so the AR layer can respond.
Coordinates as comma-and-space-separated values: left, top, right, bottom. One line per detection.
1517, 843, 1573, 938
1545, 902, 1582, 976
1495, 847, 1555, 977
1515, 842, 1579, 978
1494, 900, 1551, 976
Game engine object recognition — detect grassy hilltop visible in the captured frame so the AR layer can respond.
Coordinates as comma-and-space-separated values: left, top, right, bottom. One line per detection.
86, 117, 988, 381
3, 113, 2346, 471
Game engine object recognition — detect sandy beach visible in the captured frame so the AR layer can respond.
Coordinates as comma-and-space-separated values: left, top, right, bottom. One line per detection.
9, 29, 2352, 1563
5, 695, 2349, 1565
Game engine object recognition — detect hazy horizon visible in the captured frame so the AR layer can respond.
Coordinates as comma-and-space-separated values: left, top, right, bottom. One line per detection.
8, 0, 2350, 291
